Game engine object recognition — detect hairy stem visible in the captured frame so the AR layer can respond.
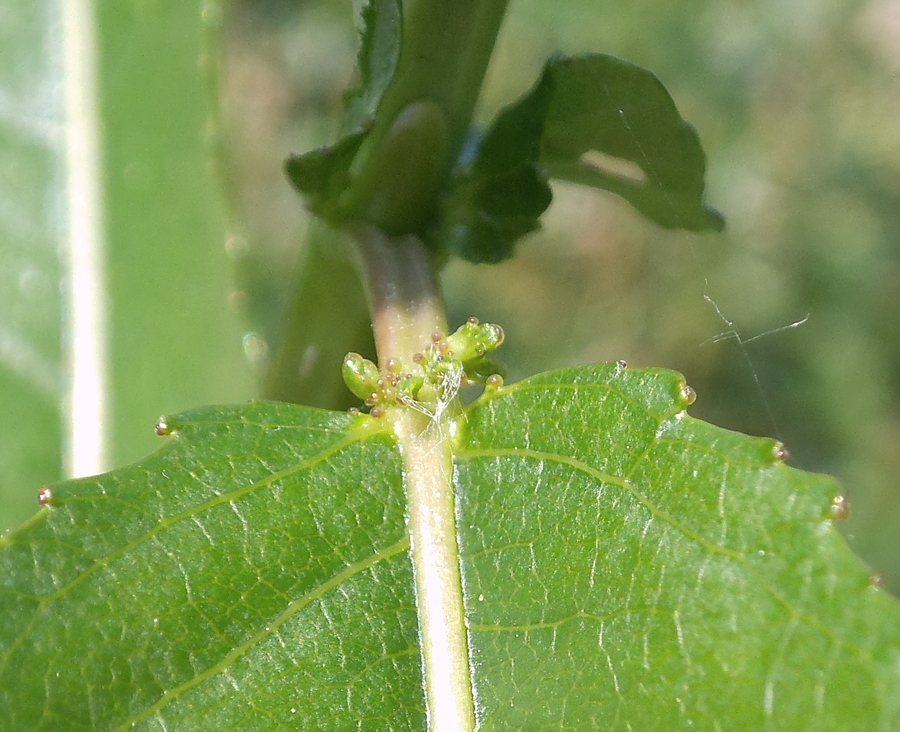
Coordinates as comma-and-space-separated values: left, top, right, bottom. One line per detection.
352, 224, 475, 732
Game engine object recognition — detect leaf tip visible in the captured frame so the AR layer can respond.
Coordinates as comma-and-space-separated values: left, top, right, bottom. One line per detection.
37, 486, 54, 507
830, 493, 850, 522
676, 382, 697, 409
771, 442, 790, 464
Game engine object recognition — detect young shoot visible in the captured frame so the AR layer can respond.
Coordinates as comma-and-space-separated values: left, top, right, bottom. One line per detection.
342, 318, 505, 422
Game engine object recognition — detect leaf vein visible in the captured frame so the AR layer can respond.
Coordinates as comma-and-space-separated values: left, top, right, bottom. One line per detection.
111, 536, 411, 731
457, 446, 876, 664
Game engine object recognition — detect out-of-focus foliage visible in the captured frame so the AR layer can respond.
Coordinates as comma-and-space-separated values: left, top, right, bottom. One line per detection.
0, 0, 252, 533
220, 0, 900, 593
97, 2, 252, 468
0, 0, 64, 531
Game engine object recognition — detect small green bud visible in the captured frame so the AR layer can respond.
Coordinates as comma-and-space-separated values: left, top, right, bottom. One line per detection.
395, 372, 425, 403
462, 356, 507, 385
346, 99, 451, 234
445, 319, 504, 363
342, 353, 380, 402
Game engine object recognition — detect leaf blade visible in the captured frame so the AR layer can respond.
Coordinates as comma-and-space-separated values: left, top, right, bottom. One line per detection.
456, 364, 900, 730
440, 53, 724, 264
539, 53, 724, 232
3, 367, 900, 729
285, 0, 403, 222
0, 403, 424, 731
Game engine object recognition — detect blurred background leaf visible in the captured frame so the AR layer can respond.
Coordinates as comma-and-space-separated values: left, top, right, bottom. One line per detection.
0, 0, 65, 532
217, 0, 900, 593
0, 0, 251, 533
98, 1, 250, 465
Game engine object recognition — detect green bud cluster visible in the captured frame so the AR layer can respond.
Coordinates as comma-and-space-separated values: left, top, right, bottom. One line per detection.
342, 318, 505, 416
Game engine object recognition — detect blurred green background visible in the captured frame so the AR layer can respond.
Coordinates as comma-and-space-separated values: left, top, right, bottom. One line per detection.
2, 0, 898, 593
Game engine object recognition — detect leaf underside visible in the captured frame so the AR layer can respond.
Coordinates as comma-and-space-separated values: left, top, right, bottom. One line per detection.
2, 365, 899, 730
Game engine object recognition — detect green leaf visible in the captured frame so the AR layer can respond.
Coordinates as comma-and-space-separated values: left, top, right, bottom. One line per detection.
539, 54, 724, 233
346, 0, 403, 128
440, 65, 555, 263
99, 2, 252, 466
441, 53, 723, 264
283, 130, 369, 219
3, 366, 899, 729
1, 403, 424, 730
285, 0, 403, 221
1, 0, 253, 533
457, 365, 900, 729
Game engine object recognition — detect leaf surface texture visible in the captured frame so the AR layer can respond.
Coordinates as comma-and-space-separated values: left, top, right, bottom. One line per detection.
2, 366, 898, 730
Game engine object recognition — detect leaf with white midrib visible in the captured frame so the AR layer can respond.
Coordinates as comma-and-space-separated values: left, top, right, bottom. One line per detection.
2, 366, 900, 730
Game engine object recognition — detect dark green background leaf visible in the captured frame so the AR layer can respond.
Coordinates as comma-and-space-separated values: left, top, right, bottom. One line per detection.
539, 54, 724, 233
440, 65, 554, 264
2, 367, 898, 729
442, 53, 723, 264
283, 0, 403, 227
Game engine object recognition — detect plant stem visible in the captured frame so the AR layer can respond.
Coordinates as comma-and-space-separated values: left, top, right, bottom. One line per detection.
377, 0, 510, 156
347, 0, 511, 235
351, 224, 476, 732
351, 224, 447, 361
343, 5, 513, 719
397, 409, 475, 732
